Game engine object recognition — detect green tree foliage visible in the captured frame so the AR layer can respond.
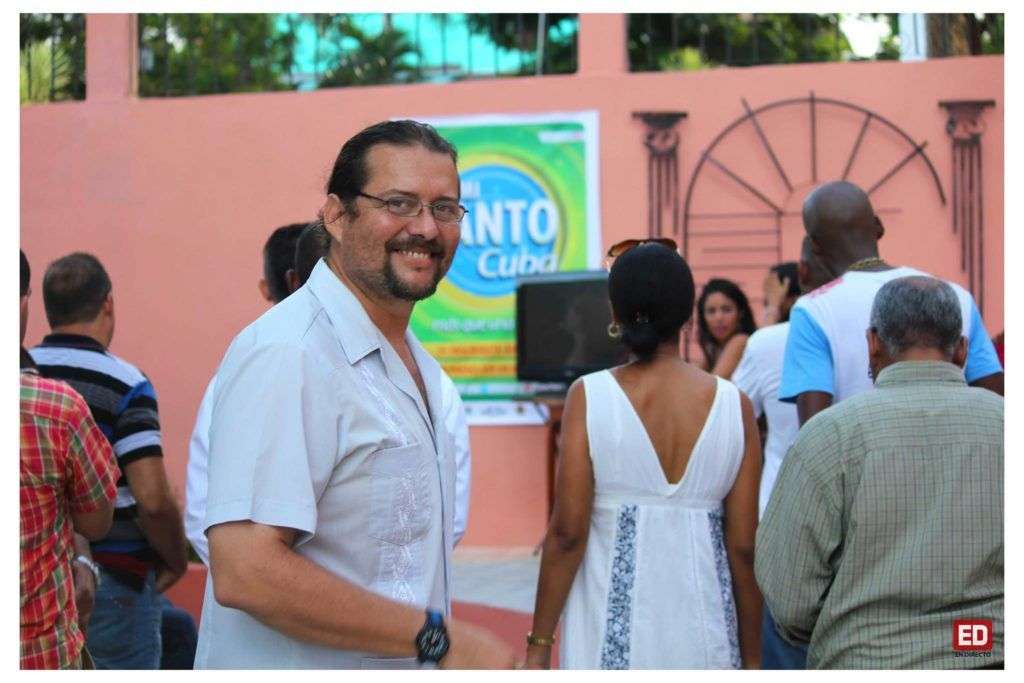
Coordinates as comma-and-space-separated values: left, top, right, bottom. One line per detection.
138, 14, 298, 96
20, 13, 85, 103
977, 14, 1004, 54
137, 13, 581, 96
318, 19, 419, 87
464, 14, 577, 75
629, 14, 853, 71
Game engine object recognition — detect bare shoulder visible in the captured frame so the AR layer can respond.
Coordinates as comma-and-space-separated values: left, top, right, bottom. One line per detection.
566, 376, 587, 401
677, 361, 723, 404
724, 333, 750, 351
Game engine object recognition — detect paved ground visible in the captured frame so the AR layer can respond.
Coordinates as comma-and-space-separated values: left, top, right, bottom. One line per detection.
450, 547, 561, 665
452, 546, 540, 613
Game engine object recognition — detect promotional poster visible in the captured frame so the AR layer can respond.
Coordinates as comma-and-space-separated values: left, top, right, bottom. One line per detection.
412, 111, 601, 425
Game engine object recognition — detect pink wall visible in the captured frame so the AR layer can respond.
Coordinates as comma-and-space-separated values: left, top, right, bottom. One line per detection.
21, 15, 1003, 547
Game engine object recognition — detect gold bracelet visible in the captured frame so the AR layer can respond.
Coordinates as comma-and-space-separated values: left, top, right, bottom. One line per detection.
526, 632, 555, 647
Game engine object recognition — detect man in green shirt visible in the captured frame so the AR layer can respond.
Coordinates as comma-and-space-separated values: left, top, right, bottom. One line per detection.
756, 276, 1003, 669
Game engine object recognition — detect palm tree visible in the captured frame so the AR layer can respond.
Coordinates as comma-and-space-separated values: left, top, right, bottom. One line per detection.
319, 19, 419, 87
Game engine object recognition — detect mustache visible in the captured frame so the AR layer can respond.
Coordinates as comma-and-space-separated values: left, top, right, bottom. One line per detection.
386, 235, 444, 255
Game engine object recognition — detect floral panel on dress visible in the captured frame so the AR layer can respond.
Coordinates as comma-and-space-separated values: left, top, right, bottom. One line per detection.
600, 504, 638, 670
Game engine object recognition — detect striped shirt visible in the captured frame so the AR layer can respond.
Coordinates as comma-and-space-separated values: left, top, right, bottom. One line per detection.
20, 371, 119, 669
31, 334, 163, 571
756, 361, 1003, 668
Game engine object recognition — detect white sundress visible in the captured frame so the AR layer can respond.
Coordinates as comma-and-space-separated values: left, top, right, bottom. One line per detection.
561, 370, 746, 669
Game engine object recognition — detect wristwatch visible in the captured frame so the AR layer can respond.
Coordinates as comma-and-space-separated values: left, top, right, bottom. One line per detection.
73, 555, 101, 587
415, 609, 450, 664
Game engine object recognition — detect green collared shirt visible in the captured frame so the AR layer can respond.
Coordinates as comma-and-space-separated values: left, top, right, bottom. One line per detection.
756, 361, 1003, 669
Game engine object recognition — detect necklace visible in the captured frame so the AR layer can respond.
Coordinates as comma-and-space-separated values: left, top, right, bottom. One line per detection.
846, 256, 887, 272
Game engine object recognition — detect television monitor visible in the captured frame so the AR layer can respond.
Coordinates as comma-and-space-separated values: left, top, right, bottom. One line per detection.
516, 270, 628, 385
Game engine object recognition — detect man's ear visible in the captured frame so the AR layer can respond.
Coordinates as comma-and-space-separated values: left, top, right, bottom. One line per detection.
952, 336, 968, 369
874, 215, 885, 241
102, 292, 114, 315
797, 261, 811, 292
866, 328, 884, 364
258, 278, 272, 303
286, 268, 300, 294
321, 194, 347, 244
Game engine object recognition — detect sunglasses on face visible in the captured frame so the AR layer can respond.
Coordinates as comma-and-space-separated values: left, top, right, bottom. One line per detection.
605, 237, 678, 261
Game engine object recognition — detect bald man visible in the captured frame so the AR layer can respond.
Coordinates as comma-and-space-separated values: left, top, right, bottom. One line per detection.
779, 181, 1002, 426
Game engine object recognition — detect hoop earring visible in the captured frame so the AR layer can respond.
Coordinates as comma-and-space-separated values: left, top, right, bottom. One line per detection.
607, 322, 622, 339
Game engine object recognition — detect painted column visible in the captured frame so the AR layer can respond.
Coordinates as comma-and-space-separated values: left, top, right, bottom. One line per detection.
939, 99, 995, 315
86, 13, 137, 101
632, 112, 688, 239
577, 14, 627, 75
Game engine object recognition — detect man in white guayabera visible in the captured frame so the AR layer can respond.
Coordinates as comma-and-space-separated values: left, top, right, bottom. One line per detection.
194, 120, 515, 669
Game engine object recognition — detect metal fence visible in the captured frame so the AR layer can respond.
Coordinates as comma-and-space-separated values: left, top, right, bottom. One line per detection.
20, 13, 86, 103
628, 13, 879, 71
628, 13, 1003, 72
137, 13, 579, 98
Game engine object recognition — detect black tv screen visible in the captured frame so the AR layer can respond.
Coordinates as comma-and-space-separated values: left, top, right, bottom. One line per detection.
516, 270, 628, 384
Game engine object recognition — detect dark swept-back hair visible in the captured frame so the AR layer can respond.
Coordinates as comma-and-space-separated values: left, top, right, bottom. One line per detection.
696, 278, 757, 366
325, 119, 458, 212
42, 252, 112, 327
263, 223, 306, 304
608, 243, 695, 362
21, 250, 30, 297
293, 219, 329, 288
770, 261, 800, 299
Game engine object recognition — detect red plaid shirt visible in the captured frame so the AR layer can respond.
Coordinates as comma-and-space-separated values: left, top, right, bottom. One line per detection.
20, 372, 119, 669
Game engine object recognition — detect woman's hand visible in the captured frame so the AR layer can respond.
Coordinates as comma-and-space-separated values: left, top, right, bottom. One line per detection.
762, 271, 790, 326
524, 643, 553, 669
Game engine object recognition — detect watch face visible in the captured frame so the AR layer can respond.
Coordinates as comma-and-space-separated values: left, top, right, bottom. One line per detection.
417, 622, 450, 662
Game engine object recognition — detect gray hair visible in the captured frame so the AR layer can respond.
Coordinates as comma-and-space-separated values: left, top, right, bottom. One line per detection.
869, 276, 963, 357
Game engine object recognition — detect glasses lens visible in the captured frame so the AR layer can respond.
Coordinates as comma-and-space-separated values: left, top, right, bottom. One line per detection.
386, 197, 422, 217
431, 202, 465, 223
654, 238, 678, 251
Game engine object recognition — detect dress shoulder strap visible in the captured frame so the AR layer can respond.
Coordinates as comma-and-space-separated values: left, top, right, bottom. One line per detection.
694, 376, 745, 482
580, 370, 624, 473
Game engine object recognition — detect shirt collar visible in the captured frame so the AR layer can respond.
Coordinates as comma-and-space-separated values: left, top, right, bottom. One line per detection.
306, 259, 444, 438
875, 360, 967, 388
305, 258, 384, 365
38, 333, 106, 353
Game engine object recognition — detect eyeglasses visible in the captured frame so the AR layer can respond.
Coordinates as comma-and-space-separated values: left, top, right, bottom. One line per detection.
606, 237, 678, 259
358, 192, 467, 224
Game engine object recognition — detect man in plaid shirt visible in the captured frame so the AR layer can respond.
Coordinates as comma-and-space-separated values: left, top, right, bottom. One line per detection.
20, 250, 120, 668
757, 277, 1003, 668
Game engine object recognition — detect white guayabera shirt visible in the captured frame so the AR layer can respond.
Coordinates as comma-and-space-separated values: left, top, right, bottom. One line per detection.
195, 259, 455, 669
185, 349, 472, 565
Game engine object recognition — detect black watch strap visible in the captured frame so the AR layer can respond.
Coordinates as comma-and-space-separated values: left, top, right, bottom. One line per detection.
415, 609, 450, 664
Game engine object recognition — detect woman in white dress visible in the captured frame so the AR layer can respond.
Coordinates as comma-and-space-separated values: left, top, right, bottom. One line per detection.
526, 241, 763, 669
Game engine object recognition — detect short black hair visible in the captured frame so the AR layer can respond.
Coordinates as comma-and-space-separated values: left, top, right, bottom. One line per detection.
293, 220, 329, 288
608, 243, 695, 362
769, 261, 801, 299
263, 223, 306, 304
20, 250, 30, 297
42, 252, 112, 327
696, 278, 757, 366
325, 119, 458, 213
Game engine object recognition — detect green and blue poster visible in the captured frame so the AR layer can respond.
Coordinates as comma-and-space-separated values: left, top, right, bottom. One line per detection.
412, 112, 601, 425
